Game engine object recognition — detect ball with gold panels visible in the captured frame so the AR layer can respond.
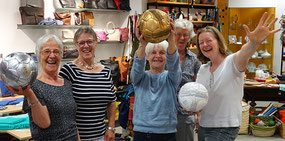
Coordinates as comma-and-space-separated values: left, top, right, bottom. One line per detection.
138, 9, 171, 43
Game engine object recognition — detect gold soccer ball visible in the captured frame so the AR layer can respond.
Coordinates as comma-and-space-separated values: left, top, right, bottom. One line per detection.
138, 9, 171, 43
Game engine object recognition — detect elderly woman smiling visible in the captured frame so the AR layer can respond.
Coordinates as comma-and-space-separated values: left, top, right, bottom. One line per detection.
6, 34, 80, 141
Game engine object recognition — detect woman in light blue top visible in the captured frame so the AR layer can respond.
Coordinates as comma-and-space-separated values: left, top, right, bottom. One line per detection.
131, 19, 182, 141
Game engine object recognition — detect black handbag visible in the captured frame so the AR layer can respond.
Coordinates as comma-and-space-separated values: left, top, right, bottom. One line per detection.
63, 47, 79, 59
19, 7, 44, 25
59, 0, 76, 8
119, 0, 131, 10
82, 0, 97, 8
100, 59, 120, 86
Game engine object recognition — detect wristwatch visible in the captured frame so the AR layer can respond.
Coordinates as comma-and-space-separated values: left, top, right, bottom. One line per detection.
107, 127, 116, 133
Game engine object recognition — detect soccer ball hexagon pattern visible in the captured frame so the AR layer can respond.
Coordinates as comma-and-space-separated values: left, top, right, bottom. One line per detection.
0, 52, 38, 90
138, 9, 171, 43
178, 82, 209, 112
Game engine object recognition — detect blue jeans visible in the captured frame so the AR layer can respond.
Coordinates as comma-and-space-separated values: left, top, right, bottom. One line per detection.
198, 126, 240, 141
134, 131, 176, 141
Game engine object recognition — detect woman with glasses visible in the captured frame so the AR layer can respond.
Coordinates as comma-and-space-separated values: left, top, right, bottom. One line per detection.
131, 19, 182, 141
174, 19, 201, 141
196, 13, 281, 141
6, 34, 80, 140
59, 27, 116, 141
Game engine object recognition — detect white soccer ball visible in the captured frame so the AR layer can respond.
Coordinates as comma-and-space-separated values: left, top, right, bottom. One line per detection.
178, 82, 208, 112
0, 52, 38, 90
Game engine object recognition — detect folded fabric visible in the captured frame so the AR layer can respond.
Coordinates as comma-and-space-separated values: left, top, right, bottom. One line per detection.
38, 17, 63, 25
0, 97, 24, 106
280, 84, 285, 92
0, 114, 30, 130
0, 81, 14, 97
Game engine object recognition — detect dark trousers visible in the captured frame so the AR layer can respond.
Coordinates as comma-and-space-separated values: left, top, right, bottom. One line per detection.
134, 131, 176, 141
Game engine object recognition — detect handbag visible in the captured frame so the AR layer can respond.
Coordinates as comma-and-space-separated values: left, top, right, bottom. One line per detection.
59, 0, 76, 8
54, 12, 71, 25
100, 59, 120, 87
19, 7, 44, 25
113, 0, 120, 10
114, 56, 129, 82
106, 22, 121, 42
107, 0, 117, 9
82, 0, 97, 8
117, 27, 129, 42
119, 0, 131, 10
97, 0, 107, 9
81, 12, 94, 26
62, 30, 74, 43
94, 30, 107, 42
63, 46, 79, 59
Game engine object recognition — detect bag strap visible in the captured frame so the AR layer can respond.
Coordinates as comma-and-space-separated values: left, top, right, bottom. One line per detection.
106, 21, 116, 35
122, 16, 130, 57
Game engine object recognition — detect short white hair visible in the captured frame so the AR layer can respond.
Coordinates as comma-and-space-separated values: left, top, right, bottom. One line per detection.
175, 19, 195, 40
35, 34, 63, 58
145, 40, 168, 56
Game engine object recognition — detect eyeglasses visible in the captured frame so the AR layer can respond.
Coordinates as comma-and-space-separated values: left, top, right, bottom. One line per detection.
77, 40, 95, 47
175, 33, 190, 38
41, 49, 61, 56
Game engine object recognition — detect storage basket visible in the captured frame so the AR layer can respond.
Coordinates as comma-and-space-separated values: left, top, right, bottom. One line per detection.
250, 123, 277, 137
274, 116, 285, 138
238, 101, 249, 134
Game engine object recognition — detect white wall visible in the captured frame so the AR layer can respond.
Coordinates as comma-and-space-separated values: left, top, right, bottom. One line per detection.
228, 0, 277, 8
273, 1, 285, 74
0, 1, 35, 58
0, 0, 145, 62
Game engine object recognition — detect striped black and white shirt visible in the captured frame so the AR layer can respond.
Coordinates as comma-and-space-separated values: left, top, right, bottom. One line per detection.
59, 62, 116, 141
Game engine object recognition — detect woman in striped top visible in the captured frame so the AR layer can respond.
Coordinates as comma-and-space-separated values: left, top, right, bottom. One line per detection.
59, 27, 116, 141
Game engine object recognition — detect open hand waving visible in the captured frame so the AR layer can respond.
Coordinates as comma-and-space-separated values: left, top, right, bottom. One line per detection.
243, 12, 281, 45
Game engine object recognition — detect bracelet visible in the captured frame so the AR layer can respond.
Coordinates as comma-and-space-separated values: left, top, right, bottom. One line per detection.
29, 101, 39, 108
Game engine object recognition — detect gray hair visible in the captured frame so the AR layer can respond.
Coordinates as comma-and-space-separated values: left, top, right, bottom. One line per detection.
145, 40, 168, 56
35, 34, 63, 58
174, 19, 195, 40
73, 27, 97, 43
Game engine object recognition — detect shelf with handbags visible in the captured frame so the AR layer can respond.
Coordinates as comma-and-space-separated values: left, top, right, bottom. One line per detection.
17, 24, 92, 29
18, 0, 131, 28
55, 8, 129, 13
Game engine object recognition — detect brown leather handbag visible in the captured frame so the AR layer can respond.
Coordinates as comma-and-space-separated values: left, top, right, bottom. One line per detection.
81, 12, 94, 26
19, 7, 44, 25
54, 12, 71, 25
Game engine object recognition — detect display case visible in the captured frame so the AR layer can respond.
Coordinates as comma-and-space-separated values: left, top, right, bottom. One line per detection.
147, 0, 217, 53
147, 0, 216, 25
226, 8, 275, 78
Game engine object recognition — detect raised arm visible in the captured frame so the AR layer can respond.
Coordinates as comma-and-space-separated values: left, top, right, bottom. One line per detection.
234, 12, 281, 72
135, 22, 148, 58
167, 18, 176, 55
6, 86, 51, 128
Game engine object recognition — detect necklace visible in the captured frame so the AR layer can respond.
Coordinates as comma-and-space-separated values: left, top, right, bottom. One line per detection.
78, 60, 95, 70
